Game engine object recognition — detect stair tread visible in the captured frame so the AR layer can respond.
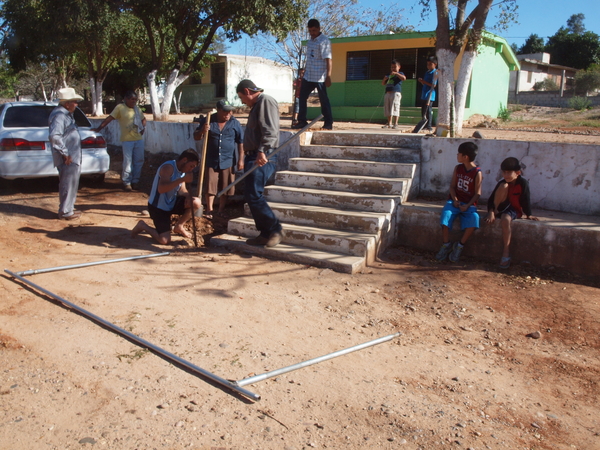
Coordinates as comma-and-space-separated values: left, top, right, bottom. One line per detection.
301, 144, 418, 151
211, 234, 365, 274
230, 216, 378, 239
290, 157, 416, 166
266, 185, 403, 199
266, 201, 390, 218
278, 170, 411, 182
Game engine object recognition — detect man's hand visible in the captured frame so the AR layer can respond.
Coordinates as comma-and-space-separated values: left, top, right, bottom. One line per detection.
525, 215, 539, 221
183, 172, 194, 183
459, 204, 469, 212
63, 155, 73, 165
325, 75, 332, 88
237, 160, 245, 172
256, 152, 268, 167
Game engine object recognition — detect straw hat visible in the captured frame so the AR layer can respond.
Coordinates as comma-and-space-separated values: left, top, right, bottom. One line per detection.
57, 87, 83, 101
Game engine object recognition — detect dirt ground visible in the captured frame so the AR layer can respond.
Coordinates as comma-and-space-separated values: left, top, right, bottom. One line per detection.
1, 112, 599, 450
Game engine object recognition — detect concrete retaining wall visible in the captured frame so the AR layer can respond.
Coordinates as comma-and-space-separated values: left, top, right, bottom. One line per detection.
89, 118, 298, 172
420, 137, 600, 216
396, 203, 600, 278
508, 91, 600, 108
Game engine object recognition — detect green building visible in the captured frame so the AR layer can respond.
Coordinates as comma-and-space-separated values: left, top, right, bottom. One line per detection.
306, 31, 519, 123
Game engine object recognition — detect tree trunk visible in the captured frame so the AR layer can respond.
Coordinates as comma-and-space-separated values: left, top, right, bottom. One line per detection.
455, 48, 477, 135
95, 79, 103, 116
89, 78, 98, 116
146, 70, 163, 121
159, 68, 188, 121
436, 48, 457, 131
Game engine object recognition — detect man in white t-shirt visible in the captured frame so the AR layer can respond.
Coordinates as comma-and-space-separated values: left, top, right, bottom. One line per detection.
294, 18, 333, 130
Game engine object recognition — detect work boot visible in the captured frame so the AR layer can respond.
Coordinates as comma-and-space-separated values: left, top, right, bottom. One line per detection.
246, 235, 269, 246
266, 230, 284, 248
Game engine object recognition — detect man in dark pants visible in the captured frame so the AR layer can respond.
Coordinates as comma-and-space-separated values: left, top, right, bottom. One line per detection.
294, 18, 333, 130
236, 79, 283, 247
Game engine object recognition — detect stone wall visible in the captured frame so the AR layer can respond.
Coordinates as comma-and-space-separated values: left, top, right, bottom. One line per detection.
508, 91, 600, 108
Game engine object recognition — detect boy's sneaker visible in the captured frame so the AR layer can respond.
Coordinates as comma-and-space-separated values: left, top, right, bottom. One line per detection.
435, 242, 453, 261
449, 242, 464, 263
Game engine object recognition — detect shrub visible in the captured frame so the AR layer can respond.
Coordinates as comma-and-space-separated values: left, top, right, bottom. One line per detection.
568, 96, 592, 110
533, 78, 560, 91
574, 67, 600, 95
498, 103, 511, 121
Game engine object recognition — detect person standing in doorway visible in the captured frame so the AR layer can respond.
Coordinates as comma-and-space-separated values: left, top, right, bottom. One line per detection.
381, 59, 406, 129
94, 91, 146, 191
49, 87, 84, 220
294, 19, 333, 131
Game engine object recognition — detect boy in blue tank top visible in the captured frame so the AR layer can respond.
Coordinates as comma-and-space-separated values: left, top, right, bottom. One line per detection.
436, 142, 483, 263
131, 149, 201, 244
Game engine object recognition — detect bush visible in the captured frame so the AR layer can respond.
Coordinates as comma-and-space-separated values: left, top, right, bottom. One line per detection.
574, 66, 600, 95
498, 104, 511, 121
532, 78, 560, 91
568, 96, 592, 110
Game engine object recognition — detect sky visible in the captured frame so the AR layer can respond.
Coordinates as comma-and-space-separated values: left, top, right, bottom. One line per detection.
228, 0, 600, 56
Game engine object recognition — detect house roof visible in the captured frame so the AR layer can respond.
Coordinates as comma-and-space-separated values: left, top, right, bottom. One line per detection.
518, 58, 578, 73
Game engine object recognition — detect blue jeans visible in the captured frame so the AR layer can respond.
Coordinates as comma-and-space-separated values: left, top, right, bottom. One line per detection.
298, 79, 333, 128
122, 139, 145, 184
244, 154, 281, 237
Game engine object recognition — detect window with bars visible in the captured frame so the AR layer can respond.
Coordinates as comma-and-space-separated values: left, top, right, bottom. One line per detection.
346, 48, 435, 81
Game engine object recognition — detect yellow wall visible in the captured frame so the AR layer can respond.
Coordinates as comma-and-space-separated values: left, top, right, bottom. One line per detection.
331, 37, 436, 82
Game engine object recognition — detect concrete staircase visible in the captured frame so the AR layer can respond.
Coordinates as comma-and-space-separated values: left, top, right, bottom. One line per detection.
212, 131, 423, 273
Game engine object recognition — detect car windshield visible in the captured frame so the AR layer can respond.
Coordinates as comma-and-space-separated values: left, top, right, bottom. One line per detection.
3, 105, 91, 128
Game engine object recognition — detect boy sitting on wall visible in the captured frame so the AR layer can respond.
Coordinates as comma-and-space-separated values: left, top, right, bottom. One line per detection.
485, 157, 538, 269
436, 142, 483, 263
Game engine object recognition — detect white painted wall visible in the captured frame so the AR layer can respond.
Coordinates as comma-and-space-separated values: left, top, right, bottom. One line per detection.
419, 137, 600, 216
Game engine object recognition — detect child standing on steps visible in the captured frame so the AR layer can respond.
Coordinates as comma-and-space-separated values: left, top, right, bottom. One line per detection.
485, 157, 538, 269
435, 142, 483, 263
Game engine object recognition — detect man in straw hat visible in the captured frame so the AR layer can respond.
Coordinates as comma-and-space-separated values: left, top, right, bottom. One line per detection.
236, 79, 283, 247
49, 87, 84, 220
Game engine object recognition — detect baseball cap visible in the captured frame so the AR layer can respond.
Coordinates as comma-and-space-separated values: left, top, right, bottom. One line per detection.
236, 79, 264, 93
500, 157, 521, 171
216, 99, 234, 111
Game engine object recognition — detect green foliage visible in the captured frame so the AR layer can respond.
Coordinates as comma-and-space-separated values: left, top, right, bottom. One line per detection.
0, 56, 18, 98
532, 78, 560, 91
568, 96, 592, 111
544, 16, 600, 70
574, 66, 600, 95
498, 103, 511, 121
518, 34, 545, 55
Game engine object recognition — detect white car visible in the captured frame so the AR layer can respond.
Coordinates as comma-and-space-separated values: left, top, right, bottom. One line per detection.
0, 101, 110, 181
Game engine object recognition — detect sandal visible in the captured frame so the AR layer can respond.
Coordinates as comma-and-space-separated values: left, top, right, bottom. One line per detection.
203, 210, 213, 219
499, 256, 511, 269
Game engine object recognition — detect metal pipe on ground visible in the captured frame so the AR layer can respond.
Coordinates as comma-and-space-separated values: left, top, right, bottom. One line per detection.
15, 252, 171, 277
235, 332, 401, 387
4, 269, 261, 402
216, 114, 324, 198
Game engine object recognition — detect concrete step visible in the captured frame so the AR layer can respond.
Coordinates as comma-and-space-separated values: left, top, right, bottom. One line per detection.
300, 144, 420, 163
247, 202, 391, 234
275, 171, 411, 197
289, 157, 416, 178
211, 234, 366, 274
264, 185, 401, 213
227, 217, 378, 263
310, 132, 422, 149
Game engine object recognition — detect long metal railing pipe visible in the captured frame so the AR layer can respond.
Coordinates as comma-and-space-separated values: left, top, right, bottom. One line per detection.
235, 332, 401, 387
4, 269, 261, 402
15, 252, 171, 277
216, 114, 324, 198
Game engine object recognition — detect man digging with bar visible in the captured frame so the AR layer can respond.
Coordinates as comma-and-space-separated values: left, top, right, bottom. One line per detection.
131, 149, 202, 244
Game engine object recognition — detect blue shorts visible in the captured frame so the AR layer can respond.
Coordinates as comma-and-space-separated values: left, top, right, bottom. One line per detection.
440, 200, 480, 230
497, 203, 519, 220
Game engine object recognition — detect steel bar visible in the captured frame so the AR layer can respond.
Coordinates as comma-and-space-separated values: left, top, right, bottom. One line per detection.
15, 252, 170, 277
4, 269, 260, 401
236, 332, 401, 387
216, 114, 324, 198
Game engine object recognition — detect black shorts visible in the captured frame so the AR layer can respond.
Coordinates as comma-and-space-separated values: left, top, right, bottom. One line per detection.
148, 196, 187, 235
497, 202, 519, 220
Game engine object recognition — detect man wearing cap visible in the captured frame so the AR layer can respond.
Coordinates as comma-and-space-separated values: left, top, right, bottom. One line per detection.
236, 79, 283, 247
93, 90, 146, 191
294, 18, 333, 130
49, 87, 84, 220
193, 100, 244, 218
